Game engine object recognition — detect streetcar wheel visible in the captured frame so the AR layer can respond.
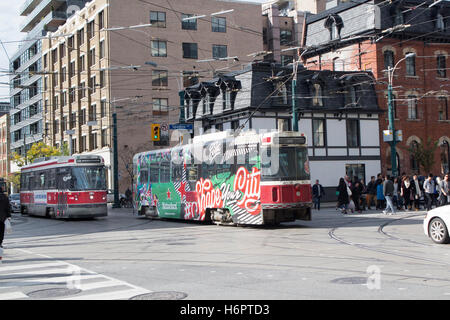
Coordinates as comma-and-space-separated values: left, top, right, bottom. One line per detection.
47, 208, 56, 219
429, 218, 450, 244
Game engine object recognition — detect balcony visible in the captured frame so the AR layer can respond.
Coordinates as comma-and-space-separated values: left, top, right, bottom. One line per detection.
19, 0, 41, 16
20, 0, 66, 33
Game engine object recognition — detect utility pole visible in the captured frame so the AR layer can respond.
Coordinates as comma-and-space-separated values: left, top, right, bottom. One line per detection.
112, 112, 120, 208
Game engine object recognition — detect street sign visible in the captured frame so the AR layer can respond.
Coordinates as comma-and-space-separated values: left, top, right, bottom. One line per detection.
169, 124, 193, 131
383, 130, 403, 142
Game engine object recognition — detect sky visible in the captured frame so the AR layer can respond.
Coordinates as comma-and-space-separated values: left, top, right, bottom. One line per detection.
0, 0, 266, 103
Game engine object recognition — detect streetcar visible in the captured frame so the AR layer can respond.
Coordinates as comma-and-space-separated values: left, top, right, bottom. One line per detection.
132, 130, 312, 225
20, 155, 108, 219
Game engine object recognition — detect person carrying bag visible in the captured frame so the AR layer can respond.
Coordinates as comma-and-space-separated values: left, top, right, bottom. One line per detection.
0, 187, 12, 263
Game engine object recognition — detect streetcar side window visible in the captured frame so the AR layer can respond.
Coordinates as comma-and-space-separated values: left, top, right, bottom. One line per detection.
38, 171, 46, 190
20, 173, 27, 191
149, 164, 159, 183
48, 169, 57, 189
28, 173, 36, 191
160, 161, 170, 183
139, 166, 149, 185
186, 164, 198, 190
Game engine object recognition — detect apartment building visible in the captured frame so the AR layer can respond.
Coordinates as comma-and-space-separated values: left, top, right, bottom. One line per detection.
42, 0, 263, 190
9, 0, 89, 174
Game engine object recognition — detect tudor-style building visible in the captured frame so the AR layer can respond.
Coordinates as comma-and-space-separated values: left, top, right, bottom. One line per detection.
302, 0, 450, 176
183, 61, 383, 199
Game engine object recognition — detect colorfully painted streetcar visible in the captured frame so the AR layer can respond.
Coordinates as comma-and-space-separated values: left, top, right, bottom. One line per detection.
133, 131, 312, 225
20, 155, 108, 219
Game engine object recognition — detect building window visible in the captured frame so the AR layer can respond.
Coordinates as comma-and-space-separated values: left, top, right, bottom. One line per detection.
59, 43, 66, 59
70, 112, 77, 129
280, 29, 292, 46
312, 84, 323, 107
438, 96, 449, 120
441, 141, 449, 174
182, 14, 197, 30
61, 66, 66, 83
101, 99, 107, 118
281, 55, 293, 66
99, 40, 105, 59
405, 52, 416, 76
88, 20, 95, 39
69, 60, 75, 78
436, 13, 445, 31
212, 45, 227, 59
89, 75, 96, 94
89, 48, 96, 67
150, 11, 166, 28
152, 70, 168, 87
68, 36, 74, 50
151, 40, 167, 57
407, 95, 418, 119
90, 132, 98, 150
212, 17, 226, 33
437, 55, 446, 78
153, 98, 168, 114
69, 86, 76, 104
346, 119, 360, 147
183, 71, 198, 87
182, 43, 198, 59
312, 119, 326, 147
394, 9, 404, 26
223, 90, 231, 110
98, 10, 104, 30
89, 104, 97, 122
81, 136, 87, 152
79, 55, 85, 72
345, 164, 365, 182
100, 70, 106, 88
101, 128, 108, 147
78, 28, 85, 45
384, 50, 394, 70
71, 138, 77, 154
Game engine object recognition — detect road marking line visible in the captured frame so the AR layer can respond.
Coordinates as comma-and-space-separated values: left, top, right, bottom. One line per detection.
0, 268, 93, 277
60, 288, 150, 300
0, 262, 68, 273
76, 279, 127, 291
0, 291, 28, 300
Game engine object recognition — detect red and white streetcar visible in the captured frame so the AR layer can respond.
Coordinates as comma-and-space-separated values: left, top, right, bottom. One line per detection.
20, 155, 108, 219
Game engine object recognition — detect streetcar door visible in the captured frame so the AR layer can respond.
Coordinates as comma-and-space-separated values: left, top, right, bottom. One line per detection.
56, 168, 71, 217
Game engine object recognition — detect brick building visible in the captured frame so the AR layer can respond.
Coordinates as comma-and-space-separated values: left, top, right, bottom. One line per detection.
41, 0, 263, 191
302, 0, 450, 176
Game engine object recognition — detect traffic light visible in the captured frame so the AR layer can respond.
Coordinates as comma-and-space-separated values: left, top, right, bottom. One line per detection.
151, 124, 161, 141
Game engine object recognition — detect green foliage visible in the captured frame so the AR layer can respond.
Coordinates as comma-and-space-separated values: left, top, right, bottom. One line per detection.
406, 138, 439, 174
12, 142, 63, 168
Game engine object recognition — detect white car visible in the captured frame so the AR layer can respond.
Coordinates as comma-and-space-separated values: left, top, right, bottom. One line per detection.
423, 204, 450, 244
9, 193, 21, 213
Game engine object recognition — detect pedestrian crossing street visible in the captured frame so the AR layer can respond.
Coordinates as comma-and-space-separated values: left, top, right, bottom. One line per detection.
0, 254, 151, 300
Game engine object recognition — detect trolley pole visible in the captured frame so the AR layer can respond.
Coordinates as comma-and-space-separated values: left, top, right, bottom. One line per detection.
112, 112, 120, 208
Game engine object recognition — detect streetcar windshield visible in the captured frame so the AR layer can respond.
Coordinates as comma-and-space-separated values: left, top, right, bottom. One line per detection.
70, 166, 106, 191
261, 146, 310, 181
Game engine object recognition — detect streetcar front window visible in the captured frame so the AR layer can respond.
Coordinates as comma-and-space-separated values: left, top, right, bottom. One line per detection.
70, 166, 106, 191
262, 146, 310, 181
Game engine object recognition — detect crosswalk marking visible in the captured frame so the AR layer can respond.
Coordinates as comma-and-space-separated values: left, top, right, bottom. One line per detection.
0, 262, 68, 273
0, 291, 29, 300
0, 249, 153, 300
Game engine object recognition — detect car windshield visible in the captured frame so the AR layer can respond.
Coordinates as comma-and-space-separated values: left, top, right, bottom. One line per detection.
9, 194, 19, 200
70, 166, 107, 191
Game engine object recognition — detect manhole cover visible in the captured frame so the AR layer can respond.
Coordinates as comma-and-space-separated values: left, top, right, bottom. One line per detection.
331, 277, 367, 285
129, 291, 188, 300
27, 288, 82, 299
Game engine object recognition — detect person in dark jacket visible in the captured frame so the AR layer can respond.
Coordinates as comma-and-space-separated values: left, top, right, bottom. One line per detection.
337, 178, 350, 214
312, 180, 325, 211
0, 187, 12, 262
351, 182, 362, 213
366, 176, 377, 210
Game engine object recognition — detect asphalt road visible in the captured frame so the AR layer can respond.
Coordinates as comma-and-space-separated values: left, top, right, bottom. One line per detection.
1, 205, 450, 300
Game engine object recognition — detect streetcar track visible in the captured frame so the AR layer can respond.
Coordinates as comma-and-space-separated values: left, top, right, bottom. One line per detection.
328, 214, 450, 267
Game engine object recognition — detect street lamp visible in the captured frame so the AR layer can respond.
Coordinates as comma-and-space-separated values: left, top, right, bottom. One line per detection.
386, 52, 416, 177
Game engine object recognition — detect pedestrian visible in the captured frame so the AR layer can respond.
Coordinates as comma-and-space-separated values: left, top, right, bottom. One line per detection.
423, 173, 435, 212
366, 176, 377, 210
351, 181, 362, 213
359, 178, 367, 211
401, 176, 413, 211
411, 174, 423, 211
312, 179, 325, 211
376, 181, 385, 210
393, 177, 401, 210
383, 175, 396, 215
441, 173, 449, 206
0, 187, 12, 263
336, 178, 350, 214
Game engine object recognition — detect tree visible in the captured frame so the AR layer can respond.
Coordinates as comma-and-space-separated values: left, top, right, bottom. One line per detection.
10, 142, 68, 191
406, 138, 439, 174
